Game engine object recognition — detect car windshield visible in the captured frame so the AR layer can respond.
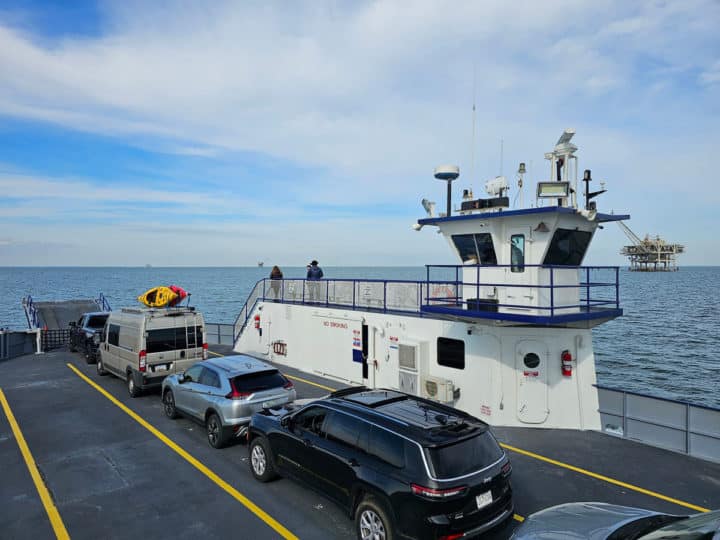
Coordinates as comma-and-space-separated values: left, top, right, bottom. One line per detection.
638, 509, 720, 539
426, 431, 503, 478
232, 370, 287, 393
86, 315, 108, 329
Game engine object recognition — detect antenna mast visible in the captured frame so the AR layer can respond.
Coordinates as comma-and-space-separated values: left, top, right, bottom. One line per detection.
470, 65, 477, 183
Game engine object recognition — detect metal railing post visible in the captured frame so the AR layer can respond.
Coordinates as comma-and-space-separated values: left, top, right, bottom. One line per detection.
383, 281, 387, 312
353, 280, 356, 309
615, 267, 620, 309
550, 267, 555, 317
586, 267, 590, 312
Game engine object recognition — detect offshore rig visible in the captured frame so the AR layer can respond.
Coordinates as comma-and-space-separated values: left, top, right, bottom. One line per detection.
618, 222, 685, 271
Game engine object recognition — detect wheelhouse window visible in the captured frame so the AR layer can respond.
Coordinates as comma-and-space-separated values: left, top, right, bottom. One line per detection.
451, 233, 497, 265
544, 228, 593, 266
511, 234, 525, 273
437, 337, 465, 370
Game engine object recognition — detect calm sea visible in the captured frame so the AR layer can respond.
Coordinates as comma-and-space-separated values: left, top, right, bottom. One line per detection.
1, 266, 718, 408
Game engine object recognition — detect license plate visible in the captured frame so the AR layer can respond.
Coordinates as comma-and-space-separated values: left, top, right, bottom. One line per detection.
154, 364, 167, 372
476, 490, 492, 509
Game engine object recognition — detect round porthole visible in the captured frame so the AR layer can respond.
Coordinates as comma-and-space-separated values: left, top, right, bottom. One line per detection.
523, 353, 540, 369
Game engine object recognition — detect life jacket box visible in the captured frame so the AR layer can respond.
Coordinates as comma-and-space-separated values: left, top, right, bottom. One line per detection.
467, 298, 499, 312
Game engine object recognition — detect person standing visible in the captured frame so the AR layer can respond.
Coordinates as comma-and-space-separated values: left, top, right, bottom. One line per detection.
269, 265, 283, 301
306, 260, 324, 302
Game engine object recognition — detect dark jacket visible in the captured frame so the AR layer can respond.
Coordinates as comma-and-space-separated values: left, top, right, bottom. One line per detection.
307, 265, 323, 280
270, 268, 283, 279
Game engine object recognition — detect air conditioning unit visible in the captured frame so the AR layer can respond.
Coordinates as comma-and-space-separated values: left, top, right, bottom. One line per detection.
421, 375, 454, 403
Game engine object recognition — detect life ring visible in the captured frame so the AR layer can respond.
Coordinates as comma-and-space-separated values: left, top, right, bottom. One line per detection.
430, 284, 456, 306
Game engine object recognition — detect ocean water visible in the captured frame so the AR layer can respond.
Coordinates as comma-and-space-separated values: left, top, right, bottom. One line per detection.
1, 266, 718, 408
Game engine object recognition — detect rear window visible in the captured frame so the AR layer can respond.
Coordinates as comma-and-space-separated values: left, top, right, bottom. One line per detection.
427, 432, 503, 478
86, 315, 108, 329
232, 370, 287, 392
146, 325, 203, 353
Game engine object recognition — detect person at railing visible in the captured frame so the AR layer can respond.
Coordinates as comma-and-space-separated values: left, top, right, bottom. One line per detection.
269, 265, 283, 302
306, 260, 324, 303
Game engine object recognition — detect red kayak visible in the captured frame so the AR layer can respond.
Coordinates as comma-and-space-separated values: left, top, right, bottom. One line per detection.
167, 285, 188, 307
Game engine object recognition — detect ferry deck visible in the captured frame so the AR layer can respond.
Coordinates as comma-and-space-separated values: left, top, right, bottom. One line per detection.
1, 344, 718, 539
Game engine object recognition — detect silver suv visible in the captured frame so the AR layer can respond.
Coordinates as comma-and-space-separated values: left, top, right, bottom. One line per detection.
161, 355, 297, 448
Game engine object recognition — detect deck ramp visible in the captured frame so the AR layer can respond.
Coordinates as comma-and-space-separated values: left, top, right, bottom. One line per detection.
34, 300, 100, 330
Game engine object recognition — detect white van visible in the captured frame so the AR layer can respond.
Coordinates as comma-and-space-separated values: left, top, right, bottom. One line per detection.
97, 307, 207, 397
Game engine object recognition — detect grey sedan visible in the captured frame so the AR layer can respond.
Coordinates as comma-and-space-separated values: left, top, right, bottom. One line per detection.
161, 355, 297, 448
511, 502, 720, 539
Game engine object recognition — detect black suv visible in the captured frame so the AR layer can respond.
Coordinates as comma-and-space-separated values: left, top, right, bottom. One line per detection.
248, 387, 513, 540
69, 311, 109, 364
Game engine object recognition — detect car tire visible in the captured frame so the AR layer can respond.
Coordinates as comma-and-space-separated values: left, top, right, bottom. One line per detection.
163, 389, 179, 419
84, 345, 94, 364
355, 496, 394, 540
249, 437, 277, 482
206, 413, 226, 449
96, 357, 107, 376
127, 372, 141, 398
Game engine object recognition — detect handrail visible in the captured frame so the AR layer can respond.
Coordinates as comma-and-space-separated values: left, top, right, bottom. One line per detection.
21, 295, 40, 330
231, 266, 622, 344
95, 292, 112, 312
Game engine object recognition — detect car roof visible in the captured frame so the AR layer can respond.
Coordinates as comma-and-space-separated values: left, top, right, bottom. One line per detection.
320, 388, 489, 448
202, 355, 277, 377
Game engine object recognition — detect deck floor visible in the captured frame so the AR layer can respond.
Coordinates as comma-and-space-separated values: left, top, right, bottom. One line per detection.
1, 346, 718, 539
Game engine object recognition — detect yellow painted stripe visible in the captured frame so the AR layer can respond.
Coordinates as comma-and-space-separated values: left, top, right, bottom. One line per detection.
500, 443, 710, 513
207, 350, 224, 357
65, 363, 298, 539
0, 389, 70, 540
513, 513, 525, 522
285, 374, 336, 393
206, 350, 709, 515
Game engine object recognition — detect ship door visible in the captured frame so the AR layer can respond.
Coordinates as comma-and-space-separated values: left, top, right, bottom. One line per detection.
362, 324, 369, 381
504, 232, 533, 311
515, 340, 549, 424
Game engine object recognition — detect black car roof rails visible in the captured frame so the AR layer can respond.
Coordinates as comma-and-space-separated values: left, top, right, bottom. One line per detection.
329, 386, 369, 398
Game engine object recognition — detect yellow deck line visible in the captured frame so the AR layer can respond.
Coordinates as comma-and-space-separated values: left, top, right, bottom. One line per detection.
65, 363, 298, 540
284, 374, 336, 393
204, 350, 710, 515
500, 443, 710, 513
0, 388, 70, 540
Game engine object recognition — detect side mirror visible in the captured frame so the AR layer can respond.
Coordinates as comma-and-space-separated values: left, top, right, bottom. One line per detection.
177, 373, 186, 384
280, 415, 291, 428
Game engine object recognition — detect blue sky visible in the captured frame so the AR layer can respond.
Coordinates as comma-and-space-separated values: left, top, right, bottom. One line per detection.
0, 1, 718, 266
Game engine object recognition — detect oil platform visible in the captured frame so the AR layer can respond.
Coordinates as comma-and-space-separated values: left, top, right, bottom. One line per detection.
618, 222, 685, 271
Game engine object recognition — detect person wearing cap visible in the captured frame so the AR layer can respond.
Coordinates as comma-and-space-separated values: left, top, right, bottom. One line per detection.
306, 260, 324, 302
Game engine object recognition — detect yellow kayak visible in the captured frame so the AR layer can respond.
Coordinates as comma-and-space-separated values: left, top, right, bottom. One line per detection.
137, 286, 178, 308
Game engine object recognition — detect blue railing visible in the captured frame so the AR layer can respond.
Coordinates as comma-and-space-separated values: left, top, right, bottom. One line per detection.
21, 295, 40, 329
95, 292, 112, 312
231, 265, 622, 342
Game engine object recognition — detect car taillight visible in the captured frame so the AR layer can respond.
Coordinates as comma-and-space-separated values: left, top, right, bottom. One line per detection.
283, 379, 294, 390
202, 342, 208, 360
225, 379, 251, 400
501, 461, 512, 477
138, 350, 146, 372
438, 534, 464, 540
411, 484, 467, 499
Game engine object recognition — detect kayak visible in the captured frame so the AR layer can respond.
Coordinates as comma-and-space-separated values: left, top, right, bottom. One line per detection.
137, 286, 178, 308
167, 285, 188, 307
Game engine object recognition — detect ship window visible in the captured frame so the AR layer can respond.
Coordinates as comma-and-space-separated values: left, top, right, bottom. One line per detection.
451, 233, 497, 265
523, 353, 540, 369
544, 229, 593, 266
511, 234, 525, 273
437, 337, 465, 370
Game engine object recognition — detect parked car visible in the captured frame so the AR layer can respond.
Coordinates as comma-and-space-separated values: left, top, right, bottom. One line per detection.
248, 386, 513, 540
69, 312, 110, 364
162, 355, 296, 449
96, 307, 206, 397
510, 502, 720, 539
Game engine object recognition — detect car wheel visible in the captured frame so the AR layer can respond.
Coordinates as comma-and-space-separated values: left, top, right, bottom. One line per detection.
84, 346, 94, 364
206, 413, 226, 449
249, 437, 277, 482
163, 389, 179, 419
356, 496, 394, 540
96, 358, 107, 376
127, 372, 140, 398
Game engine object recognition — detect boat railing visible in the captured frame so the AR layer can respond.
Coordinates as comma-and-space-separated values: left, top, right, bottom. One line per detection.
95, 292, 112, 312
232, 265, 621, 342
21, 295, 41, 330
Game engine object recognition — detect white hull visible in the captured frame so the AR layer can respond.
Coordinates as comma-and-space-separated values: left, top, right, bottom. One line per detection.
236, 301, 601, 430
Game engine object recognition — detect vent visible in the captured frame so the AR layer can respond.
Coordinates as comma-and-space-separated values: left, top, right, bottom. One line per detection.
399, 344, 417, 371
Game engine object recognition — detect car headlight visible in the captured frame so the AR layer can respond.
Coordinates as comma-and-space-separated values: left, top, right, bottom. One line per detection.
92, 333, 101, 344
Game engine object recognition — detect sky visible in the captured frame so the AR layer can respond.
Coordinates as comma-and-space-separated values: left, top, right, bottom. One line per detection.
0, 0, 718, 267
